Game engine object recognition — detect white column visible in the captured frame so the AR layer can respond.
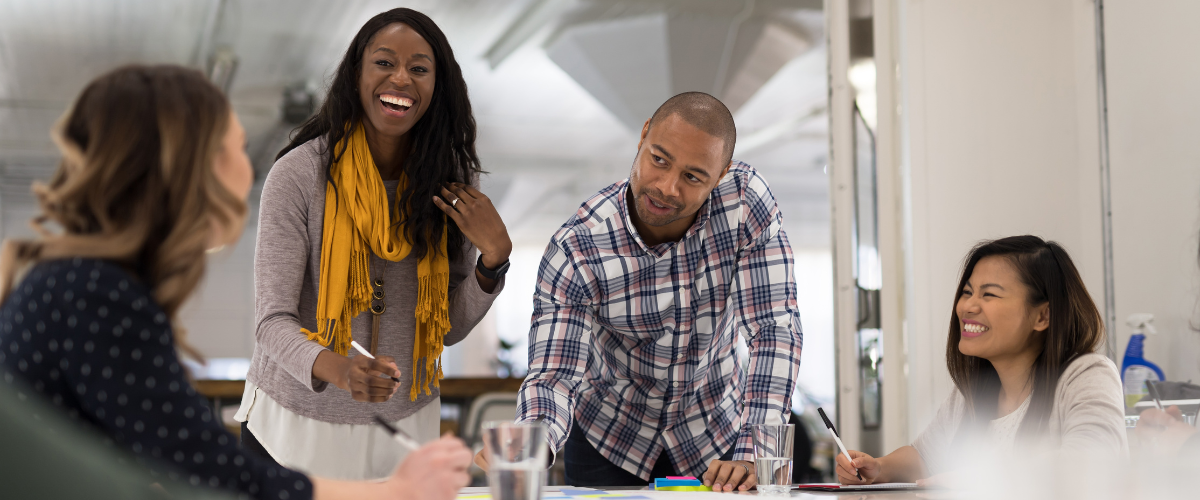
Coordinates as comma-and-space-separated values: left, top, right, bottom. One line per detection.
826, 0, 863, 449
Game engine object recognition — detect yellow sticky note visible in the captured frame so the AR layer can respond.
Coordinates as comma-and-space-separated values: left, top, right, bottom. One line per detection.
654, 485, 712, 492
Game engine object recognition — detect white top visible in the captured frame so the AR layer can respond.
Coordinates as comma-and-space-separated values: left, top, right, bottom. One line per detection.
234, 382, 440, 481
986, 394, 1030, 449
912, 353, 1127, 474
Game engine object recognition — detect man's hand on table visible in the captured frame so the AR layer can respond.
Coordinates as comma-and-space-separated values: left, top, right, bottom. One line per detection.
703, 459, 758, 492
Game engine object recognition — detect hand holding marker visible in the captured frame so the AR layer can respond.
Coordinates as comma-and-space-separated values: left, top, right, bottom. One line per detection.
350, 340, 401, 383
818, 407, 862, 481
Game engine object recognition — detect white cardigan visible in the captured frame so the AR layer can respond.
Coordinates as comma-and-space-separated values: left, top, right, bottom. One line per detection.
912, 353, 1127, 474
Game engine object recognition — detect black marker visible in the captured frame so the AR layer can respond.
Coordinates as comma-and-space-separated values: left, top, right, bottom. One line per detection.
373, 415, 419, 451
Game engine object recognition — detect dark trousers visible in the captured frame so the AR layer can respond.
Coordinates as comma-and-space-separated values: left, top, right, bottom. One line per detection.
240, 421, 282, 467
563, 422, 734, 487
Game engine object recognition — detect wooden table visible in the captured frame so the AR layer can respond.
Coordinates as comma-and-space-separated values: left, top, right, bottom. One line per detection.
193, 377, 525, 400
193, 376, 526, 437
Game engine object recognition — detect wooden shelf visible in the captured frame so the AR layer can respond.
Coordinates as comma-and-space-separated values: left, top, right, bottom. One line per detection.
192, 377, 525, 400
192, 379, 246, 399
437, 377, 525, 399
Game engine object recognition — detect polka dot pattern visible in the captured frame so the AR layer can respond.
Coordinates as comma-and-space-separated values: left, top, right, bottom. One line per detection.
0, 259, 312, 500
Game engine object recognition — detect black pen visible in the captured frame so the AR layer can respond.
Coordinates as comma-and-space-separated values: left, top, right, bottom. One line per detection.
818, 407, 862, 480
373, 415, 419, 451
1145, 379, 1165, 411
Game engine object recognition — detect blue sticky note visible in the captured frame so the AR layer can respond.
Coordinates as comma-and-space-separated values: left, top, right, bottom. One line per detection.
654, 478, 703, 488
559, 489, 599, 497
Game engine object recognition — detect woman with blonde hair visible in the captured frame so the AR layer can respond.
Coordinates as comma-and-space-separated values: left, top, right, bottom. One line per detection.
0, 65, 471, 500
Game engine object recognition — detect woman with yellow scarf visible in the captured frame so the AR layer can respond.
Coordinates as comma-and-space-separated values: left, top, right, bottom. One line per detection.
233, 8, 511, 481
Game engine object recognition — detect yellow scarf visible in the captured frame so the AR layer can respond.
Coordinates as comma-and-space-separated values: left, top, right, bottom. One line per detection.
302, 124, 449, 401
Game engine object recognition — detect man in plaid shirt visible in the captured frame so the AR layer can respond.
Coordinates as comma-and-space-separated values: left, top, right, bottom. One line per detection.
478, 92, 803, 491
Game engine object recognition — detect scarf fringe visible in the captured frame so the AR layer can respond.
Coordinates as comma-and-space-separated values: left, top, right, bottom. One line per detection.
410, 264, 450, 400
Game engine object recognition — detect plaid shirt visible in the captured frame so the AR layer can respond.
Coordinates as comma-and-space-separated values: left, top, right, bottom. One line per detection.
515, 161, 803, 479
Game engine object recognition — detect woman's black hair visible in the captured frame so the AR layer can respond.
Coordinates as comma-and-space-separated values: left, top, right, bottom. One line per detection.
947, 235, 1104, 441
277, 8, 480, 261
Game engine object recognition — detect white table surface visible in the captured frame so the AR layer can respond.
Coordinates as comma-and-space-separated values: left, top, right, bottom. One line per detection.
457, 486, 932, 500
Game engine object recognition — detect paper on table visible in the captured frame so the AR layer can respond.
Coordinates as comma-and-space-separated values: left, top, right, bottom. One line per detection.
457, 488, 653, 500
795, 482, 921, 491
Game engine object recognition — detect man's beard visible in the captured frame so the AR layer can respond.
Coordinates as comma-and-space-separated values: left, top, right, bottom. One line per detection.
632, 188, 685, 227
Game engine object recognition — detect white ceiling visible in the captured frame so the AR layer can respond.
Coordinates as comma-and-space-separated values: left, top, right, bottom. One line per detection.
0, 0, 830, 250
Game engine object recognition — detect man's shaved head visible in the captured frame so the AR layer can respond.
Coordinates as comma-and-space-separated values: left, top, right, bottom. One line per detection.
647, 92, 736, 165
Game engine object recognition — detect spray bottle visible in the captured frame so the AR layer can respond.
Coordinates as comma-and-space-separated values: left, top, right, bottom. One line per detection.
1121, 313, 1165, 408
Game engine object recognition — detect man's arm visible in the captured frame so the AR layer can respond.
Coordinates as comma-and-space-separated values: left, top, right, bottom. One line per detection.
705, 226, 802, 491
731, 227, 804, 461
513, 239, 596, 456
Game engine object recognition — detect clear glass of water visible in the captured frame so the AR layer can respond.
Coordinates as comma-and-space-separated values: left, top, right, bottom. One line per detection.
483, 421, 548, 500
752, 423, 795, 495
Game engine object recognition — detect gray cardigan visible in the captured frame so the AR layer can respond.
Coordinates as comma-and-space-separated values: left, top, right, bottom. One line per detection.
912, 353, 1127, 473
246, 138, 503, 424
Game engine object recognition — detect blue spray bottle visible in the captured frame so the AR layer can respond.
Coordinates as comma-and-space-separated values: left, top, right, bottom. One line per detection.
1121, 313, 1165, 408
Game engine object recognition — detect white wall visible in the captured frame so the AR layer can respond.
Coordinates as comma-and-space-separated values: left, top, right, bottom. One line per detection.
899, 0, 1105, 438
1104, 0, 1200, 384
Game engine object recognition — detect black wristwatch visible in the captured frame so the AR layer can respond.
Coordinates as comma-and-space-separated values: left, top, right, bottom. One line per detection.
476, 254, 510, 281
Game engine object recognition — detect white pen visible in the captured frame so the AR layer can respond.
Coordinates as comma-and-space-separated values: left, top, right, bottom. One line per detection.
349, 340, 400, 383
818, 407, 862, 480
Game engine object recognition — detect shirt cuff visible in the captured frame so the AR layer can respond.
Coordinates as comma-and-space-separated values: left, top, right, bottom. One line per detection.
298, 342, 331, 393
515, 414, 558, 470
732, 430, 755, 462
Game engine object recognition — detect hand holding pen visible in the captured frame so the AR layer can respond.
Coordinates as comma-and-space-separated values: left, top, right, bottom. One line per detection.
374, 417, 474, 500
819, 407, 887, 485
338, 340, 401, 403
818, 408, 862, 480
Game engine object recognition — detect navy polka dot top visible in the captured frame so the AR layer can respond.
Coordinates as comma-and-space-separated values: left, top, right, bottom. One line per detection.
0, 258, 313, 500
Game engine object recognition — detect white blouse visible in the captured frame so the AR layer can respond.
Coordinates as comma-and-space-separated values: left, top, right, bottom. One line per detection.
987, 395, 1030, 449
234, 382, 440, 481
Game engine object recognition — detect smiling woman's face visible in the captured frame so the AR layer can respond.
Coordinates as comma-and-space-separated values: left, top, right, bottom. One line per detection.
956, 255, 1050, 363
358, 23, 435, 140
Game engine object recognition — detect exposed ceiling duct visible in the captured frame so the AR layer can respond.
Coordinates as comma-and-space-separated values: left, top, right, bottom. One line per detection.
532, 0, 818, 130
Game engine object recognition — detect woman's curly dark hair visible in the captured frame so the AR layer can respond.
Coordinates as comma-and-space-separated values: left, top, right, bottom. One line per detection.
278, 8, 480, 261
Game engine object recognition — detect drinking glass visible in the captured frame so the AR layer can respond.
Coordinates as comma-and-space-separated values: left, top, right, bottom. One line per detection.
752, 423, 795, 495
483, 422, 548, 500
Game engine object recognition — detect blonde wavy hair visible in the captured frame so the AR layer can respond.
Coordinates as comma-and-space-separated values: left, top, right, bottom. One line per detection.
0, 65, 247, 358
